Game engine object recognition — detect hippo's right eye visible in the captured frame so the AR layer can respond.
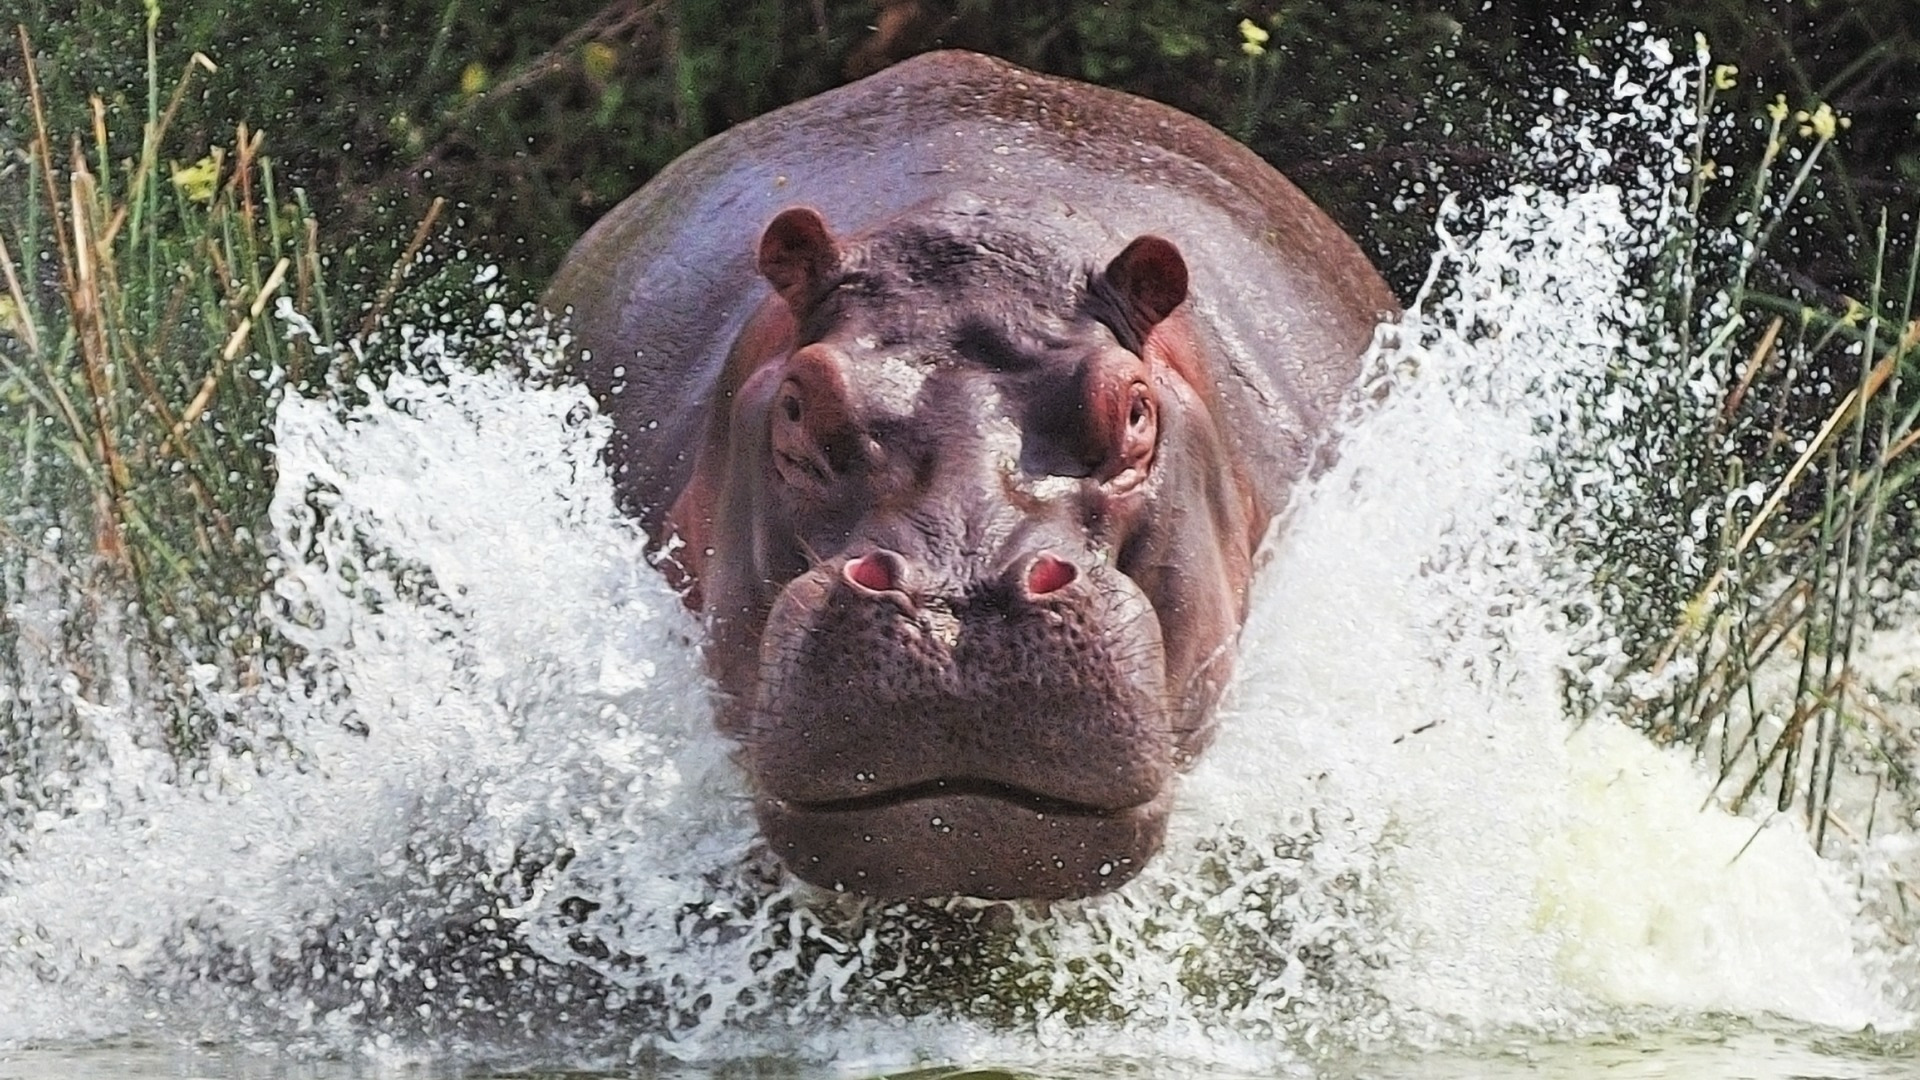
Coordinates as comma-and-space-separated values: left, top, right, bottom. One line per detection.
770, 366, 864, 498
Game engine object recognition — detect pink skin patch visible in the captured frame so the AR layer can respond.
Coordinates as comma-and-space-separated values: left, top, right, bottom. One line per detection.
845, 551, 900, 593
1026, 553, 1078, 596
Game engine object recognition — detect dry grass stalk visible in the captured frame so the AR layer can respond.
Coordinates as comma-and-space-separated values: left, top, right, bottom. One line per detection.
1720, 315, 1783, 422
0, 234, 41, 357
174, 257, 290, 439
356, 196, 449, 343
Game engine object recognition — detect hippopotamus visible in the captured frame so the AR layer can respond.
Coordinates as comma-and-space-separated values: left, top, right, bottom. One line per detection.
544, 50, 1396, 900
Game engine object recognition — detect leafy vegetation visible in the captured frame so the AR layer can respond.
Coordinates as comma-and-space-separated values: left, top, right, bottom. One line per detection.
0, 19, 332, 763
0, 15, 463, 790
1552, 51, 1920, 862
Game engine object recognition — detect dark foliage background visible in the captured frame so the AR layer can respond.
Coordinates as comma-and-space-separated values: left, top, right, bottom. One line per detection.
5, 0, 1914, 307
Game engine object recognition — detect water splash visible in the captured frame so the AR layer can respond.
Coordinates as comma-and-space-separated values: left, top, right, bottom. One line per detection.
1, 43, 1913, 1077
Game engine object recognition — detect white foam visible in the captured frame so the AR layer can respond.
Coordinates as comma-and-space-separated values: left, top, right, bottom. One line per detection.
1174, 181, 1898, 1039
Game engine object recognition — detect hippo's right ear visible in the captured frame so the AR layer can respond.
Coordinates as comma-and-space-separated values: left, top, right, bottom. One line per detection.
758, 207, 842, 309
1096, 235, 1189, 349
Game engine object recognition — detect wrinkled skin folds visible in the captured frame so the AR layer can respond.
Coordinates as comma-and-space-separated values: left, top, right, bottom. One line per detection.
545, 51, 1397, 900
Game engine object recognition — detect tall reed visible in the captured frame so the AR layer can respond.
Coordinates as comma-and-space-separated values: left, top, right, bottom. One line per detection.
1565, 44, 1920, 870
1, 16, 334, 766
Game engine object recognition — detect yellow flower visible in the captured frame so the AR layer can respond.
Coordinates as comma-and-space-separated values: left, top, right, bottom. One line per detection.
1698, 159, 1718, 181
1712, 64, 1737, 91
170, 153, 220, 203
583, 41, 618, 86
1797, 101, 1844, 141
460, 61, 488, 96
1238, 18, 1269, 57
1766, 94, 1788, 123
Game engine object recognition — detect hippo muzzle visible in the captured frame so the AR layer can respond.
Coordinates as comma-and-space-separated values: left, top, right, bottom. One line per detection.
741, 550, 1177, 898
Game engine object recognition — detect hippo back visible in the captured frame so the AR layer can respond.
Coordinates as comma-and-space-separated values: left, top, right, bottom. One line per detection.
545, 49, 1397, 534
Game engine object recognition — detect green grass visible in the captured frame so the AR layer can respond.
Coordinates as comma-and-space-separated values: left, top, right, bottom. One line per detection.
0, 17, 364, 766
1558, 51, 1920, 867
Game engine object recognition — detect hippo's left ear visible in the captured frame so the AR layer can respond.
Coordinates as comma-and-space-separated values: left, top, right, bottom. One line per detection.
758, 207, 843, 309
1097, 235, 1189, 347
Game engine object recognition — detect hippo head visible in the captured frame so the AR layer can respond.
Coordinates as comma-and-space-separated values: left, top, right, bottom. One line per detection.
686, 199, 1260, 900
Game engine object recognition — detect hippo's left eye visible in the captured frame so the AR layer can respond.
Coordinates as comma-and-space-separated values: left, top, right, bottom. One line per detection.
1101, 380, 1157, 489
1022, 359, 1159, 484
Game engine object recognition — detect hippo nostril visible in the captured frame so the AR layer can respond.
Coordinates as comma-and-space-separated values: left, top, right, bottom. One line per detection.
1025, 553, 1078, 597
845, 550, 905, 593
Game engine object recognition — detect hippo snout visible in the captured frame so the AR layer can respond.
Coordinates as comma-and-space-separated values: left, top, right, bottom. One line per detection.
740, 549, 1180, 897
